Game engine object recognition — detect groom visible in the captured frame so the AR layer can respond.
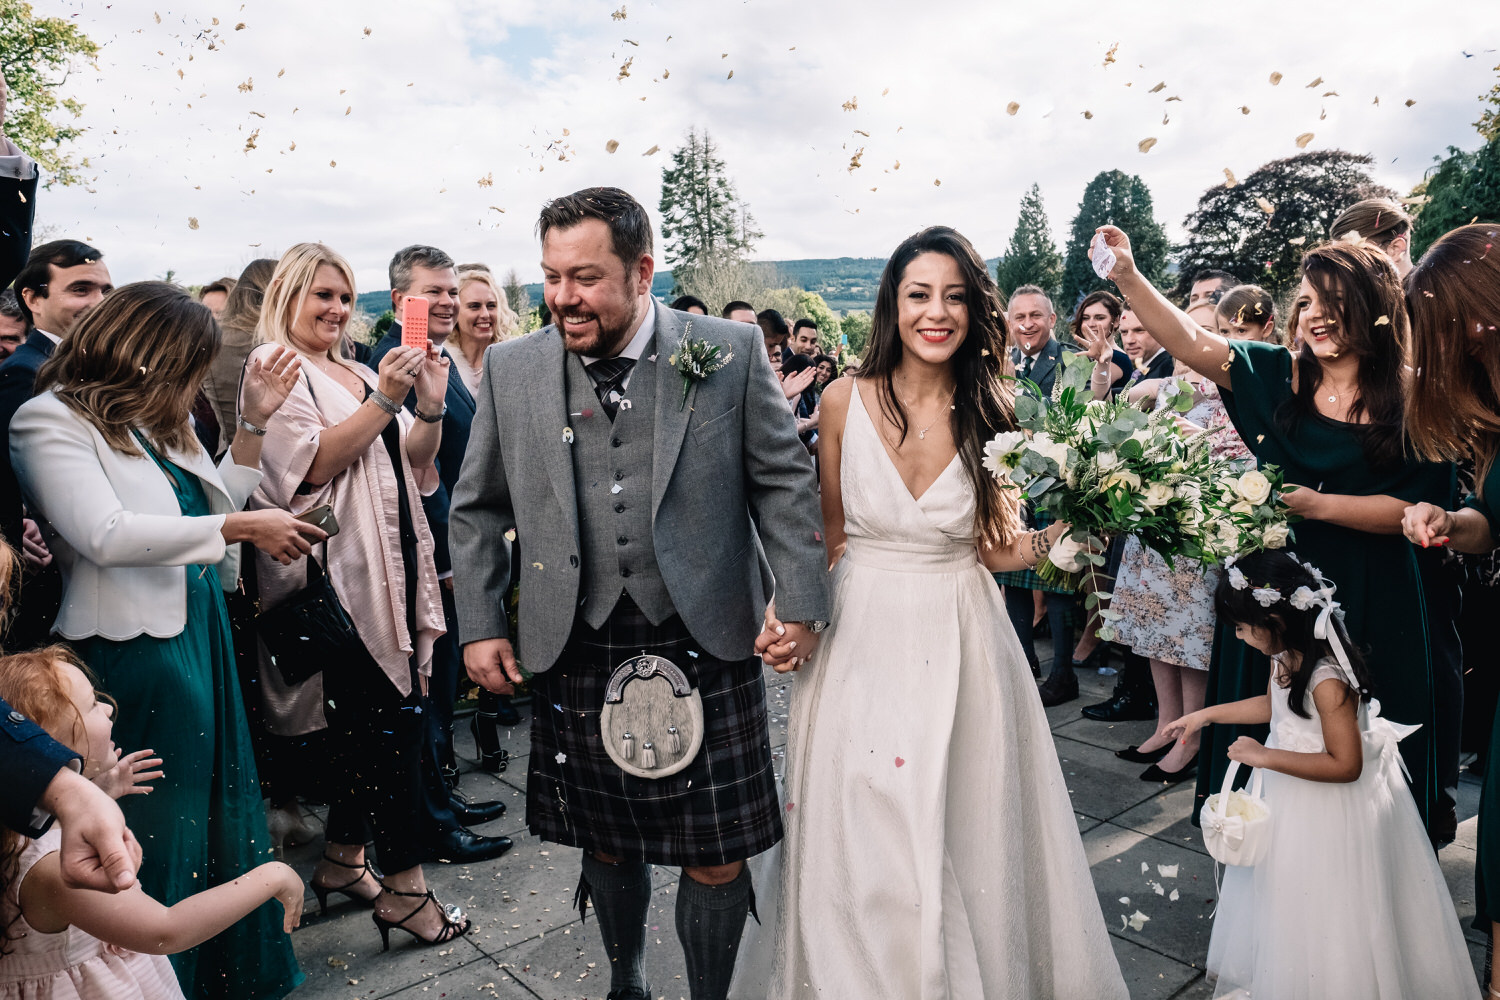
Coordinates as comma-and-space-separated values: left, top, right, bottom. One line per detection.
451, 186, 829, 1000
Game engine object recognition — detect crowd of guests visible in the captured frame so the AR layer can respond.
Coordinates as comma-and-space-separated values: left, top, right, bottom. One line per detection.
0, 84, 1498, 998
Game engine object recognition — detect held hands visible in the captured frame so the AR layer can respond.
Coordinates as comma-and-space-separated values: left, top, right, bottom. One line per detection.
43, 769, 143, 892
238, 347, 303, 428
1401, 502, 1453, 548
756, 601, 821, 672
464, 637, 522, 695
93, 748, 164, 800
1092, 226, 1136, 283
1226, 735, 1267, 767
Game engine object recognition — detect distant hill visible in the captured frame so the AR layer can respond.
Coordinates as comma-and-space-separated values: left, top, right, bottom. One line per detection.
358, 256, 1001, 319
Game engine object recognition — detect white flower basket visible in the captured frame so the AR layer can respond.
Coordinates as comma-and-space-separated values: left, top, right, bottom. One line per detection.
1201, 760, 1271, 867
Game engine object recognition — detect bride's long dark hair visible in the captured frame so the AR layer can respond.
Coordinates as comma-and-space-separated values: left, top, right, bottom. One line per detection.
860, 226, 1021, 548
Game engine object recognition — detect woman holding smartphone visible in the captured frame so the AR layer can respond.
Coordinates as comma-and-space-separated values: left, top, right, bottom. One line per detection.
247, 243, 469, 949
9, 281, 317, 999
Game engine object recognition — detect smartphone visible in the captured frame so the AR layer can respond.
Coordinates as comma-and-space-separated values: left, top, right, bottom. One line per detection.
401, 296, 430, 349
295, 503, 340, 538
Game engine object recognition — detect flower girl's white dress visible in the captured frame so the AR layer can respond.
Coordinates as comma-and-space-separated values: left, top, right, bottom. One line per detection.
741, 386, 1127, 999
1207, 656, 1479, 999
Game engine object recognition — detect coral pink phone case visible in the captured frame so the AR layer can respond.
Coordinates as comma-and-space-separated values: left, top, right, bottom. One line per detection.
401, 296, 429, 349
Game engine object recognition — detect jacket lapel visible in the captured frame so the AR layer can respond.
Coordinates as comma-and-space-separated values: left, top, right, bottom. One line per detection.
651, 307, 693, 522
161, 440, 235, 511
1030, 339, 1060, 391
531, 330, 579, 540
445, 352, 475, 412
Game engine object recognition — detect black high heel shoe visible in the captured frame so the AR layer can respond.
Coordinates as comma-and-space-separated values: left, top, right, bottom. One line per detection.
1116, 743, 1172, 765
1139, 759, 1198, 784
470, 711, 510, 774
372, 885, 472, 951
311, 854, 381, 917
1070, 643, 1111, 674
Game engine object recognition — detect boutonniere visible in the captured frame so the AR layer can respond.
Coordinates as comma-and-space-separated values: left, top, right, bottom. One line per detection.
667, 321, 733, 410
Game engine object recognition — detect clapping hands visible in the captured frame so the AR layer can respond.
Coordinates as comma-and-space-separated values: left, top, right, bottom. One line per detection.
93, 748, 165, 800
780, 366, 816, 399
238, 346, 303, 428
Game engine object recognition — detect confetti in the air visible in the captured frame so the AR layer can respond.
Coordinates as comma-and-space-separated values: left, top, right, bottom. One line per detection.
1306, 76, 1323, 88
1295, 132, 1315, 148
1405, 98, 1417, 107
1223, 168, 1238, 187
1138, 137, 1158, 153
1288, 236, 1307, 246
1082, 110, 1094, 119
894, 757, 905, 768
612, 5, 627, 19
1006, 101, 1020, 115
1102, 42, 1119, 66
1239, 105, 1251, 115
847, 148, 864, 172
238, 77, 253, 92
642, 144, 660, 156
842, 96, 858, 111
187, 217, 199, 230
1148, 81, 1166, 93
605, 139, 619, 153
1374, 315, 1391, 326
1256, 196, 1276, 214
618, 57, 634, 80
1269, 71, 1283, 85
478, 173, 494, 187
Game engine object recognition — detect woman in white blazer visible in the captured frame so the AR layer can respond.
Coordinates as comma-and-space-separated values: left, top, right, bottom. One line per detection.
9, 281, 321, 1000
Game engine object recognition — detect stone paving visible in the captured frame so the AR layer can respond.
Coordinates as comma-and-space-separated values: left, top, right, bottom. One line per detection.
280, 663, 1488, 999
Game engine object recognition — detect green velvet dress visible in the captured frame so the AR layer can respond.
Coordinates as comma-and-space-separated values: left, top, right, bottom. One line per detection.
75, 443, 303, 1000
1194, 340, 1455, 838
1465, 460, 1500, 929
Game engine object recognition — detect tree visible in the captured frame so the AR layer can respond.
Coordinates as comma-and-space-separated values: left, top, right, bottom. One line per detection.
1411, 66, 1500, 256
994, 183, 1063, 300
1060, 170, 1170, 313
503, 268, 531, 322
790, 290, 841, 351
659, 127, 761, 286
839, 310, 872, 358
1174, 150, 1394, 299
0, 0, 98, 187
674, 258, 777, 315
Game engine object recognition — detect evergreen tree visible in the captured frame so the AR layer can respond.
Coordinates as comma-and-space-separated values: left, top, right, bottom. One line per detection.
994, 184, 1063, 301
1060, 170, 1169, 313
1174, 150, 1394, 300
659, 128, 761, 283
1411, 66, 1500, 256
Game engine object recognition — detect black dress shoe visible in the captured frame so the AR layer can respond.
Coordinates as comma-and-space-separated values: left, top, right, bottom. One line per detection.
1116, 743, 1172, 764
428, 828, 514, 864
1081, 689, 1158, 722
1139, 761, 1197, 784
448, 792, 506, 826
1037, 672, 1079, 707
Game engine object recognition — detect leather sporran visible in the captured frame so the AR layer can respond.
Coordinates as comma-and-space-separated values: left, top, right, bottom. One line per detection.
600, 654, 704, 779
254, 542, 363, 686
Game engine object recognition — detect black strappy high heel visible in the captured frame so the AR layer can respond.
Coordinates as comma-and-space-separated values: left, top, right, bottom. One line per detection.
310, 854, 380, 917
372, 884, 472, 951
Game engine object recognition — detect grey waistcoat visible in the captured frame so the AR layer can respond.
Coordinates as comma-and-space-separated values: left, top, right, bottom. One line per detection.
566, 351, 675, 629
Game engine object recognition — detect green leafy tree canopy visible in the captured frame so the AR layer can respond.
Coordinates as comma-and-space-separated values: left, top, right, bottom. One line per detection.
995, 183, 1063, 301
839, 310, 872, 358
1411, 65, 1500, 256
1061, 170, 1169, 313
1174, 150, 1394, 299
659, 127, 761, 286
0, 0, 98, 187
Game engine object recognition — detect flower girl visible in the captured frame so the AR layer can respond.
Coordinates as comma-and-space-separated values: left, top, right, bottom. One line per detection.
0, 648, 304, 1000
1165, 550, 1478, 999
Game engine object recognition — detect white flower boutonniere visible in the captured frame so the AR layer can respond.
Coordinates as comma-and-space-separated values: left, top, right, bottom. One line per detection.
667, 321, 733, 410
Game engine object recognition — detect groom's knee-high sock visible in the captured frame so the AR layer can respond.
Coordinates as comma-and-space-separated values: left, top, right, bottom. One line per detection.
675, 867, 753, 1000
578, 854, 652, 995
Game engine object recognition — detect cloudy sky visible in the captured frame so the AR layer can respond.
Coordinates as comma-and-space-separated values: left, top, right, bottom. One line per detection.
25, 0, 1500, 293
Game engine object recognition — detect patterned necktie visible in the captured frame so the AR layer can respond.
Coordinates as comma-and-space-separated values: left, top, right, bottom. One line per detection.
587, 356, 636, 420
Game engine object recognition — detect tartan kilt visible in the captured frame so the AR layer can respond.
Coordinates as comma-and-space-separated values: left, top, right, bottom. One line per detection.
525, 597, 782, 867
992, 509, 1077, 595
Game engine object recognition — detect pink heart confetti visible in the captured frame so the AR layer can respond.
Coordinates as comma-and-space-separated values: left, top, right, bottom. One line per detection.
786, 802, 795, 812
894, 756, 905, 768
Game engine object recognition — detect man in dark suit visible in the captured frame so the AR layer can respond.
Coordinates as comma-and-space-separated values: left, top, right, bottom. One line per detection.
370, 245, 510, 865
0, 241, 111, 650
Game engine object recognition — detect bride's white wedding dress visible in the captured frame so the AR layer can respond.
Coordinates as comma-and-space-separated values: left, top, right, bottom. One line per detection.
750, 386, 1127, 999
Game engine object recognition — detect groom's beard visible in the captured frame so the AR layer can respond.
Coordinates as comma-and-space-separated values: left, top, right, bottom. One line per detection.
558, 298, 641, 357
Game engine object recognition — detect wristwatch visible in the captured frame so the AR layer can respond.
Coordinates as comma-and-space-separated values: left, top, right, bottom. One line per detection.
794, 620, 830, 633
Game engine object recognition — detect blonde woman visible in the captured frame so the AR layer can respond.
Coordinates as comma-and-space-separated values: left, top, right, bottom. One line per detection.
449, 265, 518, 396
246, 243, 470, 949
10, 281, 315, 999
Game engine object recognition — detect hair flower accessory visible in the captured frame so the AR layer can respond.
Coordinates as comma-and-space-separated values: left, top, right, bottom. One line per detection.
1289, 585, 1318, 611
1227, 565, 1249, 590
667, 320, 733, 410
1251, 586, 1282, 607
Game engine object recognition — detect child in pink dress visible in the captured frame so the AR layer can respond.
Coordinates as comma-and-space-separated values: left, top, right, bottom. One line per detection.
0, 647, 304, 1000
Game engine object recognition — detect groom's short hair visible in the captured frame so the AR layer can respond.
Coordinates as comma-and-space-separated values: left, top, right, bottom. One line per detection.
537, 187, 654, 267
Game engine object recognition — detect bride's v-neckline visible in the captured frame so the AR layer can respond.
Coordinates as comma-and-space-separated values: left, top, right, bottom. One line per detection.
853, 381, 960, 506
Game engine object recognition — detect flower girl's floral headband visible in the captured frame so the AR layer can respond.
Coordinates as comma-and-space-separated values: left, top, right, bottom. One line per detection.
1225, 553, 1354, 675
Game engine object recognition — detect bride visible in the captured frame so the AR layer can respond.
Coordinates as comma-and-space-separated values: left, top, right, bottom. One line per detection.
752, 226, 1128, 999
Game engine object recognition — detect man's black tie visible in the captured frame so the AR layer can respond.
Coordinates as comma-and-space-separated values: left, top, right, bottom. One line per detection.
587, 356, 636, 420
1020, 355, 1034, 383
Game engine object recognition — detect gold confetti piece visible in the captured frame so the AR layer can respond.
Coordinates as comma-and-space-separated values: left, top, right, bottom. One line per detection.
1295, 132, 1314, 148
243, 129, 260, 152
1404, 98, 1416, 107
345, 106, 352, 115
277, 68, 285, 77
661, 69, 669, 79
1320, 107, 1327, 120
234, 21, 245, 29
1082, 110, 1094, 119
1148, 81, 1166, 93
238, 77, 253, 92
188, 217, 199, 230
1372, 95, 1380, 105
1162, 112, 1170, 125
642, 144, 659, 155
721, 52, 728, 58
618, 56, 634, 80
1306, 76, 1323, 88
177, 68, 183, 79
893, 159, 900, 169
249, 110, 265, 118
1322, 90, 1339, 97
1103, 42, 1119, 66
882, 88, 889, 96
623, 38, 638, 46
933, 178, 941, 186
1288, 236, 1306, 246
504, 529, 517, 542
1006, 101, 1020, 115
1165, 95, 1181, 102
1138, 136, 1158, 153
611, 5, 627, 19
363, 26, 372, 35
853, 129, 870, 137
288, 140, 296, 151
1269, 71, 1283, 85
478, 172, 493, 187
562, 128, 571, 136
1256, 196, 1276, 214
154, 11, 160, 22
847, 148, 864, 172
212, 16, 219, 24
603, 139, 620, 154
727, 70, 733, 79
329, 160, 336, 167
339, 88, 346, 94
532, 561, 545, 569
1374, 314, 1390, 326
842, 96, 858, 111
869, 187, 877, 192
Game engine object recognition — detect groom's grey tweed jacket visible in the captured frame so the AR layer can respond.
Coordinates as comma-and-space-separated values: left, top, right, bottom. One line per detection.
450, 304, 831, 672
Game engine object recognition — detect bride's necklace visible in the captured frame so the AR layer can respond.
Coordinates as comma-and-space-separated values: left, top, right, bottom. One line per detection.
896, 382, 955, 440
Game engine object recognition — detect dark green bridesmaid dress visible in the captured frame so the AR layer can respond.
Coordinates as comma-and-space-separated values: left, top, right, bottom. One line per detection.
75, 440, 303, 1000
1194, 340, 1455, 839
1464, 460, 1500, 929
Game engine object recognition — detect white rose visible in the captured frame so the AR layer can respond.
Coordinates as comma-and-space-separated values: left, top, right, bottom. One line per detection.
1175, 480, 1202, 502
1231, 500, 1255, 516
1101, 469, 1142, 492
1143, 482, 1175, 510
1128, 428, 1153, 450
1262, 522, 1291, 549
1216, 521, 1241, 548
1235, 470, 1273, 506
1029, 433, 1070, 473
1096, 449, 1121, 471
1178, 506, 1205, 529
